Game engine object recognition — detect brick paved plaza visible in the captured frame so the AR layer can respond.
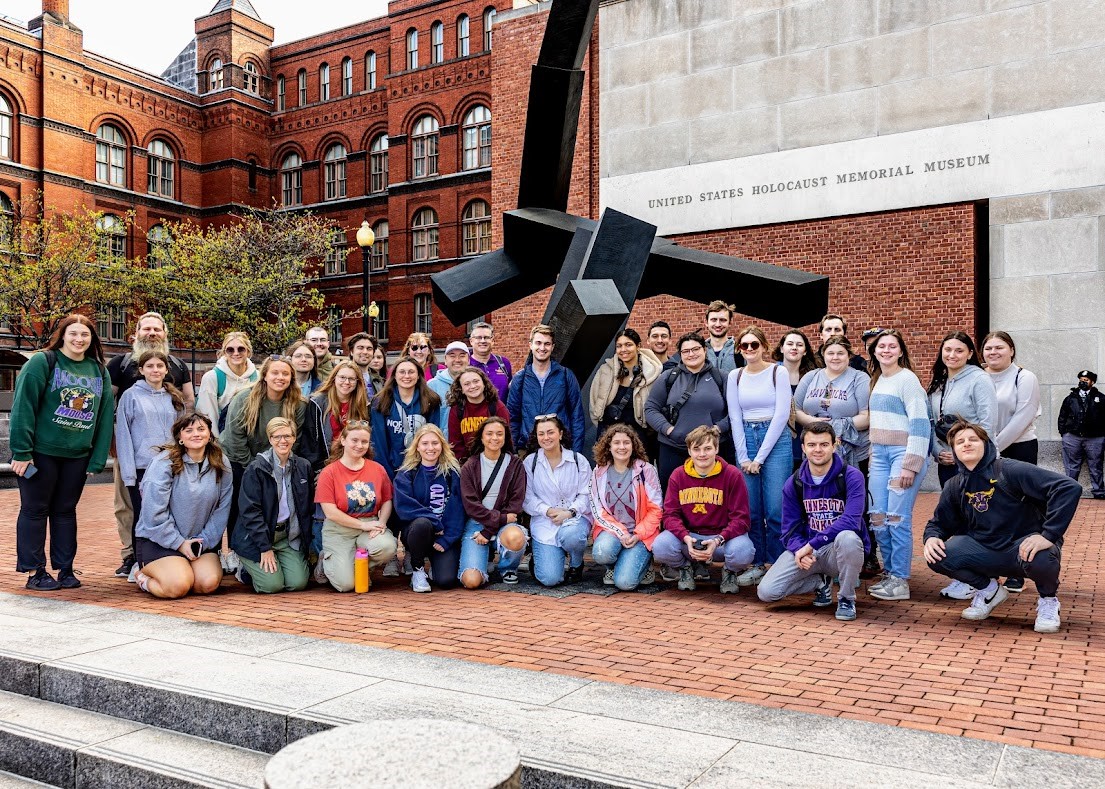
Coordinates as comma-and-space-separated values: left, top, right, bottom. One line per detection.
3, 484, 1104, 761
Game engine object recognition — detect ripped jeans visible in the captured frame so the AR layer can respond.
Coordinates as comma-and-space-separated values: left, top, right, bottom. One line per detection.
867, 443, 928, 579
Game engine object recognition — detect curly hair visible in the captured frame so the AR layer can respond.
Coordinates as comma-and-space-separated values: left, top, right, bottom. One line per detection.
468, 416, 514, 458
593, 424, 649, 468
446, 366, 498, 408
158, 412, 226, 483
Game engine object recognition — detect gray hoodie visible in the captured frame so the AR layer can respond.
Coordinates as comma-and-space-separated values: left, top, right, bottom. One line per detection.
928, 364, 997, 457
114, 380, 179, 486
135, 450, 232, 551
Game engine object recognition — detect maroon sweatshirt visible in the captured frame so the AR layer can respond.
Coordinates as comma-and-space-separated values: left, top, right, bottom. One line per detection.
449, 398, 511, 463
661, 458, 750, 542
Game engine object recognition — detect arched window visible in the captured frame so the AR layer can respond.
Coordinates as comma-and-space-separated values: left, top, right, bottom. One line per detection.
369, 134, 389, 193
411, 207, 439, 262
319, 63, 330, 101
462, 105, 491, 170
210, 58, 224, 90
0, 192, 14, 247
95, 124, 127, 187
276, 74, 285, 111
324, 227, 347, 275
0, 95, 12, 160
365, 51, 377, 90
414, 293, 432, 334
244, 61, 259, 94
370, 219, 389, 270
462, 200, 492, 256
483, 7, 496, 51
147, 224, 171, 268
281, 152, 302, 206
411, 115, 439, 179
341, 57, 353, 96
297, 69, 307, 105
431, 21, 444, 64
324, 143, 347, 200
147, 140, 174, 198
457, 15, 470, 57
406, 28, 418, 70
96, 213, 126, 259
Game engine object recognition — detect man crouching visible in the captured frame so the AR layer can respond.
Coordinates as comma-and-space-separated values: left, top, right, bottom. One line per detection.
758, 422, 867, 621
923, 420, 1081, 633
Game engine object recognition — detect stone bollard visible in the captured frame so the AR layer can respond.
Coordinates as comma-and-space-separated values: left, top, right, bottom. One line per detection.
264, 719, 521, 789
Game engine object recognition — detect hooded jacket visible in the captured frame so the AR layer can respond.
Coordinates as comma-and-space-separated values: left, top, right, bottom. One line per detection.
589, 348, 663, 429
135, 450, 232, 551
114, 380, 179, 485
1057, 385, 1105, 438
195, 357, 259, 437
393, 465, 465, 551
232, 449, 313, 563
661, 458, 749, 541
928, 365, 997, 458
370, 389, 441, 478
781, 454, 869, 555
922, 441, 1081, 550
588, 459, 663, 549
644, 361, 730, 450
428, 368, 457, 432
506, 360, 586, 452
459, 452, 527, 539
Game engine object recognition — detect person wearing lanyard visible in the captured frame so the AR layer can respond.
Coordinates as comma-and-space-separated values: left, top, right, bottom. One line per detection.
523, 414, 593, 586
232, 418, 313, 593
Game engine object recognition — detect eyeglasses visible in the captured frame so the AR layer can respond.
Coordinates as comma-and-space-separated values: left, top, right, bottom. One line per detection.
225, 346, 248, 354
271, 434, 294, 442
410, 344, 430, 351
680, 345, 704, 354
470, 335, 492, 342
739, 341, 761, 351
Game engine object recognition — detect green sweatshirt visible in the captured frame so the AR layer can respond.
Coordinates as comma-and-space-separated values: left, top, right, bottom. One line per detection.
10, 351, 114, 472
219, 387, 305, 466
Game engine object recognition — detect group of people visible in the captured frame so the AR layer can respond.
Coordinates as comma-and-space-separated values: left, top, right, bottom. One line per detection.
8, 303, 1087, 633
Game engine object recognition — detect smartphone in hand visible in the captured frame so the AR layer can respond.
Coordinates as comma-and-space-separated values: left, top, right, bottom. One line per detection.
23, 464, 38, 479
692, 539, 707, 551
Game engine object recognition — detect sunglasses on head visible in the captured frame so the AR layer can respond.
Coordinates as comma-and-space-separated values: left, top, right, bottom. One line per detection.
346, 420, 372, 429
269, 354, 293, 362
534, 413, 559, 423
739, 341, 761, 351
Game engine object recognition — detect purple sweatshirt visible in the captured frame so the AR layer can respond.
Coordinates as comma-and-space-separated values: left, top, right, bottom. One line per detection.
781, 455, 869, 554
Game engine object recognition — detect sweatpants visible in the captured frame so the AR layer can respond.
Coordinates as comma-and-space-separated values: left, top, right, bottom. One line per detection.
400, 517, 461, 589
927, 534, 1062, 597
15, 452, 90, 573
321, 519, 398, 592
757, 530, 864, 602
1061, 434, 1104, 496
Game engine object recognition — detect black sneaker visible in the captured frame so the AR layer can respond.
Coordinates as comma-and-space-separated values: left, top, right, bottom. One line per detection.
502, 570, 519, 585
57, 569, 82, 589
115, 556, 135, 578
564, 565, 584, 584
26, 568, 60, 591
1004, 577, 1025, 593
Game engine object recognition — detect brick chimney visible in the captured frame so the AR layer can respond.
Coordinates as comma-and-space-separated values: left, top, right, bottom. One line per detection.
42, 0, 69, 20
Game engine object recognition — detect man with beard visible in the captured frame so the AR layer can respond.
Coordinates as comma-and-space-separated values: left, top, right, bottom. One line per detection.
107, 312, 195, 580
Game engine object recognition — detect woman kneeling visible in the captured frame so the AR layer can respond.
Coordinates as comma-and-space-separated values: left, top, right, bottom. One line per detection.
232, 418, 313, 593
458, 417, 528, 587
589, 425, 662, 591
316, 421, 397, 592
133, 413, 231, 599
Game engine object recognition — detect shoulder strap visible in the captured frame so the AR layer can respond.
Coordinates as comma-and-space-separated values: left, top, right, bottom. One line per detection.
479, 453, 507, 499
710, 365, 726, 392
42, 350, 58, 382
215, 367, 227, 398
795, 469, 849, 520
120, 352, 133, 370
528, 453, 538, 473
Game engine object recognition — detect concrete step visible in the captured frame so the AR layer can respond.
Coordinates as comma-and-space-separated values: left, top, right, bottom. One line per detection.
0, 690, 267, 789
0, 769, 59, 788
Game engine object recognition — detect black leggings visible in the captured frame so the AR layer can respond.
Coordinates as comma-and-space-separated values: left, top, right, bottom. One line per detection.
400, 517, 460, 588
126, 468, 148, 554
15, 452, 90, 572
1002, 440, 1039, 464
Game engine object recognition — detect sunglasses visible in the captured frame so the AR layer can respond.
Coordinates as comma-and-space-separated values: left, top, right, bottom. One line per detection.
346, 420, 372, 429
225, 346, 248, 354
410, 344, 430, 351
534, 413, 559, 423
739, 341, 761, 351
268, 354, 293, 362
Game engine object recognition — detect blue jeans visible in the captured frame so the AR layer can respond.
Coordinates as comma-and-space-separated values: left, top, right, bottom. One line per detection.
457, 518, 527, 582
591, 531, 652, 591
531, 516, 589, 586
868, 443, 928, 579
741, 420, 791, 565
651, 530, 755, 571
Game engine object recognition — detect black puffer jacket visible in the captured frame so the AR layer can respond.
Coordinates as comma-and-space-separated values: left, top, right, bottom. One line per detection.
1057, 386, 1105, 438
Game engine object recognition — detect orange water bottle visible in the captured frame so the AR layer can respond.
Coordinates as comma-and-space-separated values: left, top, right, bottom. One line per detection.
354, 548, 370, 593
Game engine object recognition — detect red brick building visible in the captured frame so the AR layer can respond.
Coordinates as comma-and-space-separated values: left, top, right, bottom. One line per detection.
0, 0, 512, 353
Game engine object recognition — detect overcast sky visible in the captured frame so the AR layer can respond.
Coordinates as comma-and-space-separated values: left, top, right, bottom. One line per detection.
5, 0, 390, 75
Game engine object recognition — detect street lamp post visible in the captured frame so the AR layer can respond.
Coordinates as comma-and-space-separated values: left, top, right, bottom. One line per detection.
356, 220, 376, 335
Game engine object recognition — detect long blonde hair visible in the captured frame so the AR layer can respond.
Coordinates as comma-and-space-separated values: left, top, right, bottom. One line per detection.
316, 360, 369, 422
398, 423, 460, 476
238, 357, 304, 436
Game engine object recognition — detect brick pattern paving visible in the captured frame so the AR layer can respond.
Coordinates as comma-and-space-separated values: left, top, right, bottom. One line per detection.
3, 485, 1104, 759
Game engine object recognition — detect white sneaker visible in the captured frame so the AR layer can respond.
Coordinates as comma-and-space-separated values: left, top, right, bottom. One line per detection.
939, 579, 977, 600
961, 584, 1009, 620
735, 564, 766, 587
382, 558, 400, 577
127, 563, 138, 584
603, 568, 615, 586
1034, 596, 1062, 633
223, 550, 240, 574
410, 567, 431, 593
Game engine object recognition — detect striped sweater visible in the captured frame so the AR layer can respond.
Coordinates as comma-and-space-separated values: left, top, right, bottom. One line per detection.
869, 369, 931, 473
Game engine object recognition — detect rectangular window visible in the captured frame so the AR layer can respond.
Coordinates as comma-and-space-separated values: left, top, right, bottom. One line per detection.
414, 294, 432, 335
366, 53, 377, 90
97, 305, 127, 342
371, 226, 388, 270
325, 160, 346, 200
282, 169, 302, 206
298, 71, 307, 105
370, 150, 388, 193
327, 305, 342, 345
412, 135, 438, 178
374, 301, 388, 342
0, 114, 10, 159
320, 64, 330, 101
277, 76, 285, 111
342, 60, 353, 96
324, 236, 347, 276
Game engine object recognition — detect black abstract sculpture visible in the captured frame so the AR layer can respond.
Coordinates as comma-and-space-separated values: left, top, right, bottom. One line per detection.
431, 0, 829, 384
